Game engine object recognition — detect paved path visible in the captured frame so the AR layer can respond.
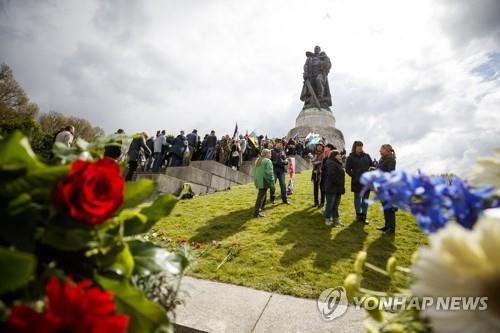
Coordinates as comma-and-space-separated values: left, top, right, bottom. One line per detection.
174, 276, 371, 333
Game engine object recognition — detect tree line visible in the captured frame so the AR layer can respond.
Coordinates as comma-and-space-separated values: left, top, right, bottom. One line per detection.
0, 63, 105, 159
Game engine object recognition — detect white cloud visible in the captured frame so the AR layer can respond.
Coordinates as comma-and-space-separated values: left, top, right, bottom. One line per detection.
0, 0, 499, 175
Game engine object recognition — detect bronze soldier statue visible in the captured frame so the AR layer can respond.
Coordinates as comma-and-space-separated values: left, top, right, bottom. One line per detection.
300, 45, 332, 109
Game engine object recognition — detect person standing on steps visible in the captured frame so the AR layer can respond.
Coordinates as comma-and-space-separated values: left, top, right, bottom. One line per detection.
125, 132, 151, 181
205, 130, 217, 160
253, 149, 275, 218
170, 130, 187, 167
345, 141, 374, 225
323, 150, 345, 227
376, 144, 397, 235
186, 129, 200, 161
152, 130, 167, 172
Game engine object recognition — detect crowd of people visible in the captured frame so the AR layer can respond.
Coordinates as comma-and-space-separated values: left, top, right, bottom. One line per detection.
116, 129, 321, 181
51, 125, 398, 235
253, 140, 397, 235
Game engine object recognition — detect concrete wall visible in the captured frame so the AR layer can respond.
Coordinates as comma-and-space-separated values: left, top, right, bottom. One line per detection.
240, 159, 256, 178
190, 161, 253, 185
135, 173, 211, 196
135, 156, 309, 196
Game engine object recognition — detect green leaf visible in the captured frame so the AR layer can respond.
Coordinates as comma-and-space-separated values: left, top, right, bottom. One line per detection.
1, 164, 69, 198
121, 179, 156, 210
138, 194, 177, 233
96, 275, 167, 332
40, 225, 94, 251
0, 246, 36, 294
0, 131, 43, 172
129, 240, 188, 276
119, 209, 149, 236
96, 243, 135, 278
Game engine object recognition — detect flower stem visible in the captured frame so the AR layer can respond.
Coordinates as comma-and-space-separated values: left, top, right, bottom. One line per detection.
365, 262, 389, 276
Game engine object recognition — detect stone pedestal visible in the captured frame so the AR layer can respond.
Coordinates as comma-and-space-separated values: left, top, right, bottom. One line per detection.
287, 107, 345, 150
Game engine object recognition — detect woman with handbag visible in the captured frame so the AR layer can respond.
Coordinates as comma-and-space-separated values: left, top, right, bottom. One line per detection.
253, 149, 275, 218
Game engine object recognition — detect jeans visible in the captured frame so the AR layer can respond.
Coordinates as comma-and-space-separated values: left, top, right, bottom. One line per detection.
125, 161, 138, 181
253, 188, 268, 217
324, 193, 342, 219
313, 179, 325, 205
152, 152, 164, 172
170, 155, 183, 167
205, 147, 215, 160
354, 191, 370, 215
270, 168, 287, 203
382, 201, 396, 233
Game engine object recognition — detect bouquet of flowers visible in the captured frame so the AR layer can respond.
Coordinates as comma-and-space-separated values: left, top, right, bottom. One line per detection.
0, 131, 189, 332
345, 148, 500, 333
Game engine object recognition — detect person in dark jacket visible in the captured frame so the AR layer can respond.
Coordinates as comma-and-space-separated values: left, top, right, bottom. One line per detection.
144, 135, 155, 170
323, 150, 345, 226
270, 142, 289, 204
125, 132, 151, 181
186, 129, 200, 161
228, 140, 241, 170
170, 131, 187, 167
376, 144, 397, 235
204, 130, 217, 160
345, 141, 374, 224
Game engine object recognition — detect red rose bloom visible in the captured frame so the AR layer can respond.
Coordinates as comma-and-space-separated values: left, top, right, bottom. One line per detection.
6, 277, 128, 333
54, 158, 124, 225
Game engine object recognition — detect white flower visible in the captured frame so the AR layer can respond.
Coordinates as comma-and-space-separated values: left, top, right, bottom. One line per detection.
411, 208, 500, 333
466, 148, 500, 195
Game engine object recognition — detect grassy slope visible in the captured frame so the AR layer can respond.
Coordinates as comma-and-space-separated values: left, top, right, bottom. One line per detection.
150, 169, 428, 298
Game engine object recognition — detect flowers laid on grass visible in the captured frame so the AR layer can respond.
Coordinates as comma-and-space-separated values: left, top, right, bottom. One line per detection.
7, 277, 129, 333
217, 242, 242, 270
0, 131, 188, 332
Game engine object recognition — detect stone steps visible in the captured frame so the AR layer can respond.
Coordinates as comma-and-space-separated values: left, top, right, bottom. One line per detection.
135, 160, 255, 196
190, 160, 253, 185
134, 155, 310, 197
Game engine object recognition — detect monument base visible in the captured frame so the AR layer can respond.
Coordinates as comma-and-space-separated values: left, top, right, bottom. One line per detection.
287, 107, 345, 151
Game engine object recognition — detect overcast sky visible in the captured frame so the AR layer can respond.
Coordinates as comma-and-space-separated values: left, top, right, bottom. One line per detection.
0, 0, 499, 175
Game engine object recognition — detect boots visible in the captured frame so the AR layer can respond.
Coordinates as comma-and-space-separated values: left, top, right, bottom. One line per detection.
360, 214, 369, 225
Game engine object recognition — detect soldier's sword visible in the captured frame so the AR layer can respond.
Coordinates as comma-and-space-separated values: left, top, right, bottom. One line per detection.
305, 79, 321, 108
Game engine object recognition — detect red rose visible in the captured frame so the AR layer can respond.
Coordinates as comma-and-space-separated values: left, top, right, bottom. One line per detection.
6, 277, 128, 333
54, 158, 124, 225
